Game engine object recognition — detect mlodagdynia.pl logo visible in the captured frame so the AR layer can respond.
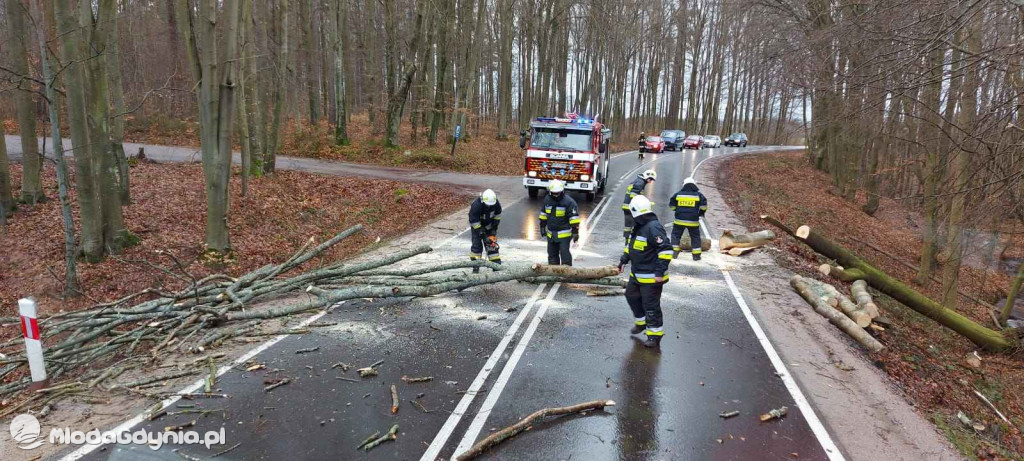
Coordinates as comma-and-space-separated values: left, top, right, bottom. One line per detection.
8, 413, 225, 450
10, 414, 44, 450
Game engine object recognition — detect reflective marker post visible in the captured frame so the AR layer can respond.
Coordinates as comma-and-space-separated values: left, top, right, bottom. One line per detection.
19, 298, 48, 389
451, 124, 461, 157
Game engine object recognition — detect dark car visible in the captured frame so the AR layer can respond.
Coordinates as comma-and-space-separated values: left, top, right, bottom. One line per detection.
723, 133, 748, 147
660, 130, 686, 151
681, 135, 703, 150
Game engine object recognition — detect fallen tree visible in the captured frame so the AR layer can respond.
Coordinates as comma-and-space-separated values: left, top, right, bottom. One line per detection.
851, 280, 881, 319
791, 276, 884, 352
719, 229, 775, 251
0, 225, 625, 397
454, 400, 615, 461
803, 277, 872, 328
763, 216, 1013, 352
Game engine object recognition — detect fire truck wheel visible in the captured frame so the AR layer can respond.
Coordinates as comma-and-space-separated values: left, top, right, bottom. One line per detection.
585, 191, 596, 202
528, 187, 540, 199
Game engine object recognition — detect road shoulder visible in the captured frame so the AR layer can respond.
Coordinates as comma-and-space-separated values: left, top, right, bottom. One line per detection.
696, 152, 960, 461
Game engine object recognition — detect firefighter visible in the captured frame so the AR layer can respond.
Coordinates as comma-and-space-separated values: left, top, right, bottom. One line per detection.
669, 177, 708, 260
538, 180, 581, 266
637, 132, 647, 159
618, 195, 673, 348
622, 170, 657, 240
469, 189, 502, 273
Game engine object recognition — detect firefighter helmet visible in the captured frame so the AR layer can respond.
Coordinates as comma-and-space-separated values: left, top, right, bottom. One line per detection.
641, 170, 657, 181
548, 180, 565, 193
629, 195, 653, 218
683, 177, 696, 186
481, 189, 497, 206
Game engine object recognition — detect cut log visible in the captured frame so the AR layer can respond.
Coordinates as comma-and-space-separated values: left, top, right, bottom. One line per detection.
454, 400, 615, 461
790, 276, 884, 352
851, 280, 880, 319
765, 217, 1012, 352
727, 247, 757, 256
817, 264, 866, 283
677, 238, 712, 252
530, 264, 618, 278
803, 278, 872, 328
719, 229, 775, 251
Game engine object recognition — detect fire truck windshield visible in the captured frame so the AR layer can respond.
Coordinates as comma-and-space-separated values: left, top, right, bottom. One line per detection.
530, 128, 592, 152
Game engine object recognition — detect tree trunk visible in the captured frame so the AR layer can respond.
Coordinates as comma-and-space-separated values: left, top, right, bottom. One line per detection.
765, 218, 1012, 351
428, 0, 454, 146
265, 0, 288, 173
940, 18, 980, 309
0, 121, 12, 222
299, 0, 320, 124
915, 44, 945, 285
790, 276, 883, 351
176, 0, 243, 254
999, 264, 1024, 325
384, 0, 423, 148
39, 23, 80, 297
105, 2, 131, 205
7, 0, 44, 204
332, 0, 349, 145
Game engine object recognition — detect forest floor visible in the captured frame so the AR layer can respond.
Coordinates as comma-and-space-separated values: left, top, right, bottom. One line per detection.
0, 160, 469, 318
718, 151, 1024, 460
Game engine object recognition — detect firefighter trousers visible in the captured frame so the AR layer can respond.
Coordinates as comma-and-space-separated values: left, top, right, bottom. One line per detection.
625, 278, 664, 336
546, 237, 572, 266
470, 230, 501, 263
622, 210, 635, 240
671, 224, 702, 256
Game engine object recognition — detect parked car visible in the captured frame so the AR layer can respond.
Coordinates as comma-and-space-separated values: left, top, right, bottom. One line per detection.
703, 135, 722, 148
681, 135, 704, 150
660, 130, 686, 151
640, 136, 665, 153
723, 133, 748, 147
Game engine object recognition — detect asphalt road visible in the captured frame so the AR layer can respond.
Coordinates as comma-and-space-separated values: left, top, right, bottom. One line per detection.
65, 145, 834, 461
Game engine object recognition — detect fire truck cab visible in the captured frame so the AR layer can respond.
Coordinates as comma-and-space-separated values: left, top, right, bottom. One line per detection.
519, 115, 612, 202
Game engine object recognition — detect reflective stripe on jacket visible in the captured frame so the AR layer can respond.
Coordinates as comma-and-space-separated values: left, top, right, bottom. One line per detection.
539, 194, 580, 241
619, 214, 673, 283
669, 184, 707, 226
469, 198, 502, 233
622, 176, 648, 210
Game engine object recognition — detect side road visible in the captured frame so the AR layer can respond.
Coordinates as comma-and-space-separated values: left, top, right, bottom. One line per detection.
696, 152, 960, 460
3, 135, 521, 195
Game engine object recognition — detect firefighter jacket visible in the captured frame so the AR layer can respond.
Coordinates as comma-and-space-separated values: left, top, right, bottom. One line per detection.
538, 193, 581, 241
469, 198, 502, 235
669, 183, 707, 227
619, 213, 673, 283
622, 176, 650, 210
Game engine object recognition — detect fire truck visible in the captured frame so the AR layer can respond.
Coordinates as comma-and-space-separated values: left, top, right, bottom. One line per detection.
519, 114, 612, 202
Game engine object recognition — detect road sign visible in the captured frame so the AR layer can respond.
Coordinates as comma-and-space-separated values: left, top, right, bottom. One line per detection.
454, 125, 462, 140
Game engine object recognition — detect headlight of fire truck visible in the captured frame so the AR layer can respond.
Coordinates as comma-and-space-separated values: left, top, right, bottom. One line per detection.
527, 171, 537, 177
580, 174, 590, 181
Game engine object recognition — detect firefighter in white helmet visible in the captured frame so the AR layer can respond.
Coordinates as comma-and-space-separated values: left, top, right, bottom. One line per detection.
538, 180, 581, 265
622, 169, 657, 240
468, 189, 502, 273
618, 194, 673, 348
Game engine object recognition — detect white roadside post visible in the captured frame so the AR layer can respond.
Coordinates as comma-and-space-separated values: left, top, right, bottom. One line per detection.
19, 298, 48, 389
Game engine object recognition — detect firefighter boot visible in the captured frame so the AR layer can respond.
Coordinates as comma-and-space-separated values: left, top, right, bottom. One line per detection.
643, 334, 662, 349
630, 324, 646, 335
692, 253, 701, 261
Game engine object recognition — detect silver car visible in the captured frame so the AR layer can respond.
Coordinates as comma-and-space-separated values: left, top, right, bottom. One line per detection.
703, 135, 722, 148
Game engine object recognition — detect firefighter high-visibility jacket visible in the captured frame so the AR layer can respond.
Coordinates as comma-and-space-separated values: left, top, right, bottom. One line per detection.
619, 213, 673, 283
469, 197, 502, 235
668, 183, 707, 227
622, 175, 650, 210
538, 194, 581, 241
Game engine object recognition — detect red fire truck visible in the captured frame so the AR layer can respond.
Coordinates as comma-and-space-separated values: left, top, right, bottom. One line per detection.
519, 114, 612, 202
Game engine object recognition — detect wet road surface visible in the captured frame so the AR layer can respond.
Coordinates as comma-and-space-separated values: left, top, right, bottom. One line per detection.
68, 146, 836, 461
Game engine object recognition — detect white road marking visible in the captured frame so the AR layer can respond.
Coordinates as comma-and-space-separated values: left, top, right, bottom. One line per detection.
58, 305, 337, 461
419, 284, 550, 461
451, 284, 562, 459
720, 271, 845, 461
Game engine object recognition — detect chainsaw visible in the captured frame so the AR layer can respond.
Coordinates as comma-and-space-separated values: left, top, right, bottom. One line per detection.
484, 235, 500, 253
